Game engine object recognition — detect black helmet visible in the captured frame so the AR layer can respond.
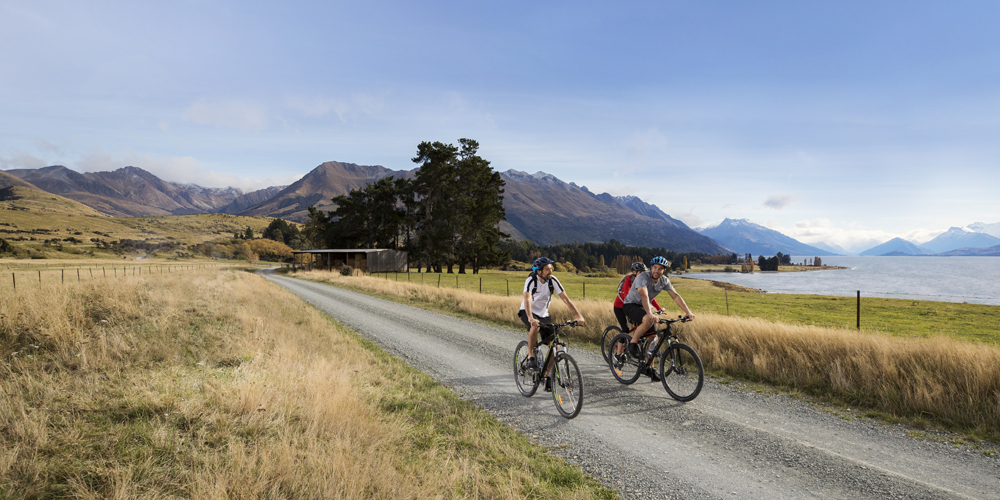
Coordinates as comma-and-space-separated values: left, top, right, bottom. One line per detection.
532, 256, 555, 272
630, 261, 647, 273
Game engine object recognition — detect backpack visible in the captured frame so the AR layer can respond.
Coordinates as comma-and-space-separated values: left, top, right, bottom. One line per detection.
527, 271, 556, 297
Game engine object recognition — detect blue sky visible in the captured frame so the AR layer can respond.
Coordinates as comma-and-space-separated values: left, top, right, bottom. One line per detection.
2, 1, 999, 252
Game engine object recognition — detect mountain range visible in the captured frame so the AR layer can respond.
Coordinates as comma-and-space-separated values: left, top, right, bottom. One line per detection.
7, 163, 999, 257
4, 163, 726, 254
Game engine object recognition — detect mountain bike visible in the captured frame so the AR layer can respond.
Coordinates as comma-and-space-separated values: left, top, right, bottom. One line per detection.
608, 316, 704, 401
513, 321, 584, 419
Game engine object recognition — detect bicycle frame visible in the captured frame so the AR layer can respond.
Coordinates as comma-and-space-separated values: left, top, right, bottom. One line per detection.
629, 316, 688, 370
535, 321, 576, 378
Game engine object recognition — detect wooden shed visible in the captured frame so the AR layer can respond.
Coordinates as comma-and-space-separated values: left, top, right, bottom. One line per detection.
292, 249, 408, 273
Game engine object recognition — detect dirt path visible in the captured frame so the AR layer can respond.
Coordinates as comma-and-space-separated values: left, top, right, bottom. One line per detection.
263, 271, 1000, 499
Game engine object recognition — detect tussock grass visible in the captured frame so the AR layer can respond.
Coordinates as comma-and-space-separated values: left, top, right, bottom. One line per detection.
300, 270, 1000, 442
1, 270, 614, 499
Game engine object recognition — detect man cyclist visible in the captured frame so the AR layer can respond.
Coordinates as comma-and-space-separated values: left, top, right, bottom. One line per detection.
614, 261, 661, 333
519, 256, 585, 391
622, 256, 695, 375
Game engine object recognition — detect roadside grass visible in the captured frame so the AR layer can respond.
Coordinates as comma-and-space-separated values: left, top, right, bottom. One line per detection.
294, 269, 1000, 444
0, 269, 615, 499
360, 269, 1000, 345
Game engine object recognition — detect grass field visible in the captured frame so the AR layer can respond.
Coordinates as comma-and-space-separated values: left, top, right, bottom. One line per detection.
0, 268, 615, 499
363, 269, 1000, 345
299, 269, 1000, 445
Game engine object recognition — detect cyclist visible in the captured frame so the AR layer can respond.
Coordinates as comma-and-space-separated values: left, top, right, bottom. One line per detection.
622, 256, 695, 375
613, 261, 662, 333
519, 256, 585, 390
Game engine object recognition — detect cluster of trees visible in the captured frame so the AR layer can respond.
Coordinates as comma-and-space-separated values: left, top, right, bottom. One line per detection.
189, 238, 293, 262
754, 252, 798, 271
91, 238, 183, 256
305, 139, 508, 274
501, 239, 740, 274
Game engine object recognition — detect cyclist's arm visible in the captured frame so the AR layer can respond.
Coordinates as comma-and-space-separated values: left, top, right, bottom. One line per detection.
650, 298, 661, 311
666, 289, 695, 320
557, 292, 585, 324
639, 286, 654, 317
522, 291, 539, 326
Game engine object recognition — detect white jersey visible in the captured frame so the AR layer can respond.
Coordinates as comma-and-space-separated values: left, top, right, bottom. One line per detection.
519, 273, 564, 317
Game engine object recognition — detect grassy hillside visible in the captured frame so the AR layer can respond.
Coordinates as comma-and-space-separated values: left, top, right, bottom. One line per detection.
2, 197, 280, 260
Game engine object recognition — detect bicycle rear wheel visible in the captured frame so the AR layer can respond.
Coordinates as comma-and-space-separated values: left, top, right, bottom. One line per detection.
514, 341, 539, 397
609, 333, 644, 384
659, 343, 704, 401
552, 353, 583, 419
601, 325, 623, 364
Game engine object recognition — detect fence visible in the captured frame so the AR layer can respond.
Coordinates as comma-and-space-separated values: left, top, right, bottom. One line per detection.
345, 270, 998, 338
4, 263, 227, 290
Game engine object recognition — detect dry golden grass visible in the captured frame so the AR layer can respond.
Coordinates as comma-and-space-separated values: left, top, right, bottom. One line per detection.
1, 270, 614, 499
301, 270, 1000, 441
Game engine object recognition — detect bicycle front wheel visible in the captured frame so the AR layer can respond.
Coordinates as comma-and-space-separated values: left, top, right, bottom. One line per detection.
601, 325, 623, 364
552, 352, 583, 419
659, 343, 704, 401
609, 333, 643, 384
514, 341, 539, 397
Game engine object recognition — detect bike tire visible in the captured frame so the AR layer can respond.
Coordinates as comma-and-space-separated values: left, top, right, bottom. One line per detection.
659, 343, 704, 401
552, 352, 584, 419
514, 341, 539, 397
608, 333, 644, 384
601, 325, 623, 364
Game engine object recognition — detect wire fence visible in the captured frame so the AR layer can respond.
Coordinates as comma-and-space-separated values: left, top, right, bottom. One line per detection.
3, 263, 239, 290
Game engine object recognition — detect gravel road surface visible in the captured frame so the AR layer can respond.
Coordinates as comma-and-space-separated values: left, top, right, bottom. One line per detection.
262, 271, 1000, 499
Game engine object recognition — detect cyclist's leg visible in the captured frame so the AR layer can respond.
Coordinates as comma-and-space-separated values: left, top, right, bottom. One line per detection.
519, 309, 540, 369
614, 306, 629, 332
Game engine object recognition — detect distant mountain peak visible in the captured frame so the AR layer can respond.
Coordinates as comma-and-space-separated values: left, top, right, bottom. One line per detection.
700, 218, 834, 256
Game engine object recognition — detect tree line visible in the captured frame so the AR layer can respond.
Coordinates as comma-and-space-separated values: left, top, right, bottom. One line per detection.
501, 239, 740, 274
303, 139, 508, 274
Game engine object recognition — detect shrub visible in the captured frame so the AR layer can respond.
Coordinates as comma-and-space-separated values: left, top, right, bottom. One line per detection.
340, 265, 354, 276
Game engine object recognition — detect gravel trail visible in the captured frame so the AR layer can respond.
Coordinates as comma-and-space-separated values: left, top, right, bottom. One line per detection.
262, 271, 1000, 499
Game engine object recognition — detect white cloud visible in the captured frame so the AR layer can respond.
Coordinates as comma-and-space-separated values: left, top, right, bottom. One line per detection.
763, 194, 798, 210
0, 149, 49, 170
182, 99, 268, 131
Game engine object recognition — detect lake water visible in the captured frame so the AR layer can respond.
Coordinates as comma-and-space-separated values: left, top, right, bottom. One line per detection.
680, 256, 1000, 306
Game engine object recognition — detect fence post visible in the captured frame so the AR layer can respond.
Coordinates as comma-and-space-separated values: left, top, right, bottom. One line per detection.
62, 269, 64, 284
38, 270, 41, 285
506, 279, 509, 296
480, 277, 482, 294
726, 288, 729, 316
583, 282, 586, 299
12, 273, 15, 290
856, 290, 861, 330
438, 274, 441, 287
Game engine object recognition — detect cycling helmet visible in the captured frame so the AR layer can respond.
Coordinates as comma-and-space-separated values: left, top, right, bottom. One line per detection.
649, 256, 669, 268
532, 256, 555, 272
630, 261, 647, 272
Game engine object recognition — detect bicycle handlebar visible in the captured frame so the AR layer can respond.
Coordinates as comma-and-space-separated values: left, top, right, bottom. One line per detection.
657, 315, 691, 324
551, 320, 581, 328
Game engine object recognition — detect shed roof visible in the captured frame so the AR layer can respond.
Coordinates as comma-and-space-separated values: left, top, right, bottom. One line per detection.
292, 249, 392, 254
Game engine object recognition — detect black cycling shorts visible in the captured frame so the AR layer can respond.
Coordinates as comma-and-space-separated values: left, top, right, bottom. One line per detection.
518, 310, 555, 344
623, 303, 648, 327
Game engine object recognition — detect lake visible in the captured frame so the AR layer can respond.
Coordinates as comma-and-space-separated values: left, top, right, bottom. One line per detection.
681, 256, 1000, 306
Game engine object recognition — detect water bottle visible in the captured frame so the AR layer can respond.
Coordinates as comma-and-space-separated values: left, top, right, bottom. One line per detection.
535, 346, 544, 367
646, 337, 659, 356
